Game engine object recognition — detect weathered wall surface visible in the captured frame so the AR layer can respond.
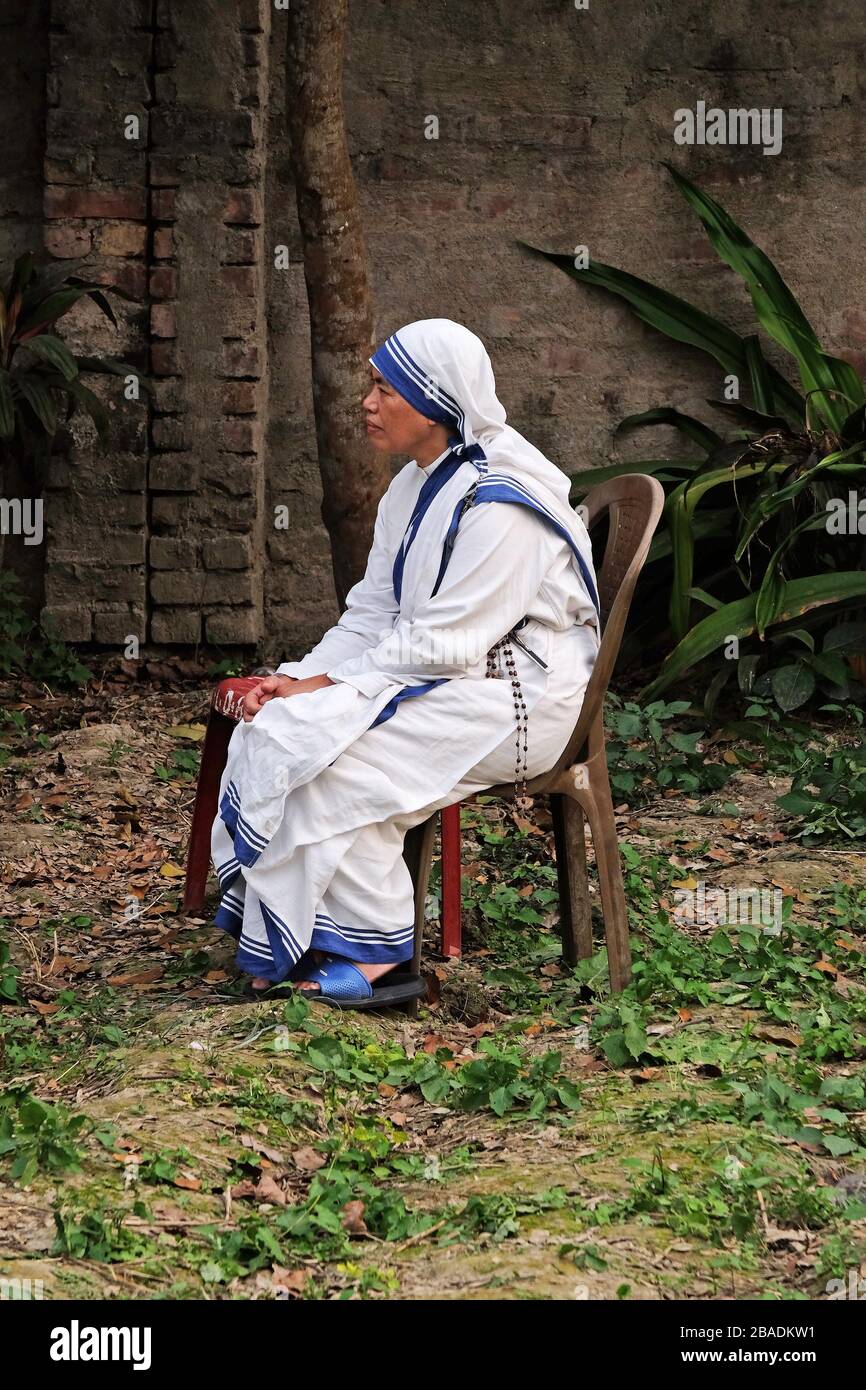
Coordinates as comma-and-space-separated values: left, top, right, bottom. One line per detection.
0, 2, 48, 270
5, 0, 866, 656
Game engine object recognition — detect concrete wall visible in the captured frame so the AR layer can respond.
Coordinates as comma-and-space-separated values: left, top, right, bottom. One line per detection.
5, 0, 865, 657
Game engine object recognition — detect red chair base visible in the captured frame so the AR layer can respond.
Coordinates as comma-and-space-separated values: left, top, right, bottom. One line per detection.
183, 677, 263, 915
184, 677, 466, 958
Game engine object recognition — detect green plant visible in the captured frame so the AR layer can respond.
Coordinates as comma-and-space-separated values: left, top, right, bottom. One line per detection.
0, 1091, 89, 1184
155, 747, 200, 783
523, 165, 866, 704
0, 252, 140, 460
604, 694, 734, 801
777, 742, 866, 841
0, 936, 20, 1002
0, 251, 145, 618
0, 562, 91, 686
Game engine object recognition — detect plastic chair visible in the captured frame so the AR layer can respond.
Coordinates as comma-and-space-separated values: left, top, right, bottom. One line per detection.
185, 473, 663, 996
414, 473, 665, 992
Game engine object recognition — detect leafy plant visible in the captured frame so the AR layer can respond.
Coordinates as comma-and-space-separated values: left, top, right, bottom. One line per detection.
0, 936, 20, 1002
523, 164, 866, 704
0, 570, 91, 685
604, 694, 734, 801
0, 1091, 88, 1184
0, 252, 140, 459
777, 742, 866, 841
0, 250, 146, 618
155, 747, 201, 784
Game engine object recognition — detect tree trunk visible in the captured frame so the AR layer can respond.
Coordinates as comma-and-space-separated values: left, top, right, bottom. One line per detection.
285, 0, 389, 608
0, 443, 47, 624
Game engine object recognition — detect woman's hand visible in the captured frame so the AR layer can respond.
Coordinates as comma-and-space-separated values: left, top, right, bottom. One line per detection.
242, 673, 335, 721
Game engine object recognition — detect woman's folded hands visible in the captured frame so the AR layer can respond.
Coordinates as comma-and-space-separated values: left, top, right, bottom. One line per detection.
242, 672, 335, 722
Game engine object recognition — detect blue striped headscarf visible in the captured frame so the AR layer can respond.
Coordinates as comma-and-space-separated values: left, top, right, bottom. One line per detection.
369, 319, 600, 617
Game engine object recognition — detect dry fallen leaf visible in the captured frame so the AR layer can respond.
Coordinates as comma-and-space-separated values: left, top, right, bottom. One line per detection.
292, 1146, 326, 1173
254, 1173, 287, 1206
341, 1199, 368, 1235
106, 967, 165, 987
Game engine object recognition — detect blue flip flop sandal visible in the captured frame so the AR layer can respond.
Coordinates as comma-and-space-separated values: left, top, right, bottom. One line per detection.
295, 956, 427, 1010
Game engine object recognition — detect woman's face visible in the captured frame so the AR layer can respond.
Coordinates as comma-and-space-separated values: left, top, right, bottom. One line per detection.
363, 367, 445, 457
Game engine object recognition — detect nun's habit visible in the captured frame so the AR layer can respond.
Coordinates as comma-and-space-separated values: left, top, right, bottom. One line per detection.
210, 319, 600, 983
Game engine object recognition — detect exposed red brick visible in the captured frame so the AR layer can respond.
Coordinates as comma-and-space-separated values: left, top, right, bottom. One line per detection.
221, 227, 257, 264
221, 380, 257, 414
151, 609, 202, 645
150, 342, 180, 376
220, 341, 260, 378
150, 303, 177, 339
220, 265, 257, 295
149, 266, 178, 300
206, 608, 260, 645
97, 221, 148, 257
221, 418, 259, 452
151, 188, 177, 222
153, 227, 175, 260
44, 223, 93, 257
91, 261, 148, 300
45, 186, 147, 220
223, 188, 262, 225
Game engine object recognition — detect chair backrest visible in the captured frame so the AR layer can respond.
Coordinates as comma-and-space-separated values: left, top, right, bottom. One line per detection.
525, 472, 664, 792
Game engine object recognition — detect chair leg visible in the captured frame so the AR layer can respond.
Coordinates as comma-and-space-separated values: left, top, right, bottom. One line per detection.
550, 791, 592, 966
402, 813, 438, 1016
183, 709, 235, 915
577, 764, 632, 993
439, 803, 462, 958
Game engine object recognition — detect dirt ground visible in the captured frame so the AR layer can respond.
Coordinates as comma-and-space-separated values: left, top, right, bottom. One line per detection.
1, 671, 865, 1300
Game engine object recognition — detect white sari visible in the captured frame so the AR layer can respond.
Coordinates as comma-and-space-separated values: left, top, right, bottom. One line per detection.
211, 319, 600, 981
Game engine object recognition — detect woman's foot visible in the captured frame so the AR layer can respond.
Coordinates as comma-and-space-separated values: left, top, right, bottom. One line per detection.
295, 959, 396, 992
250, 948, 324, 993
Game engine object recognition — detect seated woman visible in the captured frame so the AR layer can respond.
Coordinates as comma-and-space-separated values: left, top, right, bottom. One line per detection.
211, 318, 600, 1007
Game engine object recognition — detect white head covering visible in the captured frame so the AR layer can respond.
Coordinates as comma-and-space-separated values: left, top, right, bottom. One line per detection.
370, 318, 599, 616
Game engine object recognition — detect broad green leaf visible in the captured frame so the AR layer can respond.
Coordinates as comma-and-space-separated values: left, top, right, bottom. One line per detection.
770, 663, 815, 711
642, 571, 866, 699
16, 288, 86, 339
568, 459, 700, 496
16, 375, 57, 435
22, 333, 78, 381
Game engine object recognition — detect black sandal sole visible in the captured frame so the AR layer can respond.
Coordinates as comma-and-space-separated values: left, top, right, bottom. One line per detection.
310, 973, 428, 1010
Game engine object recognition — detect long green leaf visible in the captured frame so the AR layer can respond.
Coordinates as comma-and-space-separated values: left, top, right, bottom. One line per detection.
23, 333, 78, 381
519, 242, 806, 423
568, 459, 700, 495
666, 459, 787, 639
16, 288, 86, 339
744, 334, 774, 414
704, 398, 789, 433
15, 375, 58, 436
615, 407, 722, 453
642, 572, 866, 700
0, 368, 14, 440
664, 163, 864, 431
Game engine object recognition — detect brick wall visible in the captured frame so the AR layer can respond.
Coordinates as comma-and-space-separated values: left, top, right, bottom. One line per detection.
4, 0, 866, 656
